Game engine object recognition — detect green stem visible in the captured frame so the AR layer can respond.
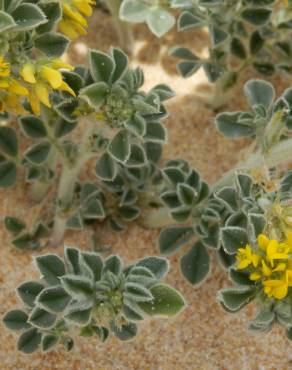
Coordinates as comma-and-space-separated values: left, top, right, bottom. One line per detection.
29, 147, 58, 202
140, 207, 174, 229
106, 0, 134, 54
50, 119, 98, 246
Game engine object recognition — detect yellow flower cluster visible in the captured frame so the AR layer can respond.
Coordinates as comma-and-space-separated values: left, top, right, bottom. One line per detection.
0, 57, 28, 114
59, 0, 95, 39
20, 59, 75, 115
236, 234, 292, 300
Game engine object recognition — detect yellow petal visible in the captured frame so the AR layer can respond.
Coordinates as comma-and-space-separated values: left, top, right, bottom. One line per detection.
257, 234, 269, 251
29, 91, 40, 115
237, 259, 250, 269
60, 81, 76, 96
9, 79, 28, 95
51, 59, 74, 71
261, 260, 272, 276
271, 253, 289, 260
63, 4, 88, 26
286, 270, 292, 286
0, 80, 10, 88
251, 254, 261, 267
273, 263, 287, 272
273, 284, 288, 299
41, 66, 63, 89
35, 83, 51, 107
266, 240, 279, 261
263, 279, 285, 287
72, 0, 92, 16
59, 19, 79, 39
250, 272, 261, 281
20, 63, 36, 84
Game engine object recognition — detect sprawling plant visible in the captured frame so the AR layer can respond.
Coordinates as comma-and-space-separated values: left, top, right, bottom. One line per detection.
2, 47, 173, 248
145, 80, 292, 288
3, 246, 185, 353
114, 0, 292, 107
172, 0, 292, 106
214, 80, 292, 340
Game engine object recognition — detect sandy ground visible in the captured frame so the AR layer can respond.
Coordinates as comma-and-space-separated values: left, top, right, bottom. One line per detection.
1, 9, 292, 370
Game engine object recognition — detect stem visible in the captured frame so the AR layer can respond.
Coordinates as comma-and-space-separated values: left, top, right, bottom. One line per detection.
29, 147, 58, 202
50, 119, 98, 246
106, 0, 134, 54
141, 207, 174, 229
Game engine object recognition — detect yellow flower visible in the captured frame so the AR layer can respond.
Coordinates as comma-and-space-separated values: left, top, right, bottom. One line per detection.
235, 233, 292, 300
236, 245, 261, 269
263, 279, 288, 300
20, 59, 75, 115
0, 56, 29, 114
266, 240, 289, 267
257, 234, 269, 251
59, 0, 95, 39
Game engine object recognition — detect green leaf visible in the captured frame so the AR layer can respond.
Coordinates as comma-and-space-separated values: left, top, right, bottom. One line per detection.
3, 309, 28, 331
17, 281, 44, 307
229, 268, 255, 286
146, 9, 175, 37
159, 227, 194, 254
89, 50, 115, 83
17, 328, 41, 354
0, 160, 16, 187
41, 334, 59, 353
111, 48, 128, 83
244, 79, 275, 111
119, 0, 148, 22
215, 112, 254, 139
112, 322, 138, 341
65, 304, 92, 326
180, 241, 210, 285
4, 216, 25, 235
19, 115, 47, 138
136, 257, 169, 279
80, 82, 109, 109
0, 11, 16, 31
34, 32, 69, 57
24, 141, 51, 165
231, 37, 247, 59
83, 199, 105, 220
249, 31, 265, 55
221, 226, 248, 255
37, 286, 71, 313
125, 282, 153, 302
138, 284, 186, 317
241, 8, 272, 26
64, 247, 80, 275
95, 152, 117, 180
0, 126, 18, 156
12, 3, 47, 30
108, 130, 130, 163
37, 2, 61, 34
28, 307, 57, 329
219, 287, 256, 312
81, 252, 103, 282
61, 275, 93, 300
104, 255, 123, 275
35, 254, 65, 285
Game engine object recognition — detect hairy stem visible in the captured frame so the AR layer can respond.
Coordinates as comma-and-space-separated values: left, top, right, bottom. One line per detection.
140, 207, 174, 229
50, 119, 98, 246
106, 0, 134, 54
